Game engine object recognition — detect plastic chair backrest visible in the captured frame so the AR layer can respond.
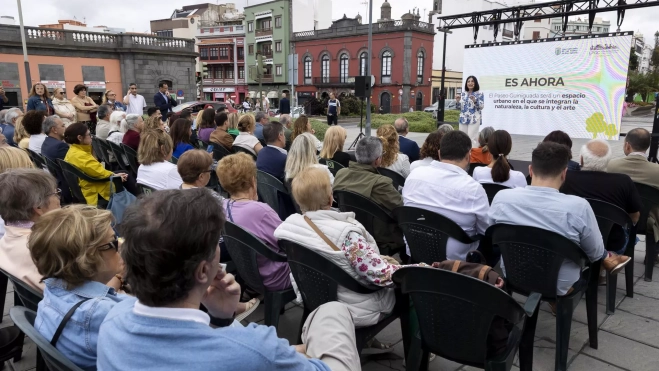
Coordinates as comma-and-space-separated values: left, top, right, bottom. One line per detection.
222, 221, 288, 295
137, 183, 156, 195
393, 267, 525, 366
0, 268, 43, 312
633, 182, 659, 235
322, 159, 345, 177
120, 144, 139, 175
93, 137, 113, 165
107, 141, 131, 174
481, 183, 510, 205
506, 160, 530, 177
212, 144, 233, 161
334, 190, 395, 238
10, 307, 84, 371
586, 198, 632, 252
90, 137, 107, 164
393, 206, 476, 264
488, 224, 588, 299
26, 148, 47, 170
256, 170, 295, 220
233, 146, 257, 160
42, 155, 62, 178
56, 160, 88, 204
377, 167, 405, 190
280, 240, 381, 313
197, 139, 209, 150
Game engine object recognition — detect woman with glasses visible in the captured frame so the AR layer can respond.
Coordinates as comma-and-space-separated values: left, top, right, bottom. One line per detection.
51, 88, 77, 126
26, 82, 54, 115
30, 205, 127, 370
102, 90, 126, 112
64, 123, 128, 205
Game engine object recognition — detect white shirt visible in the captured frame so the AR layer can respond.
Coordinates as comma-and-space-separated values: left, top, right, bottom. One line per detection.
133, 301, 210, 325
233, 132, 260, 155
472, 166, 527, 188
403, 161, 490, 261
137, 161, 183, 190
124, 94, 146, 115
28, 134, 48, 154
385, 153, 411, 178
410, 158, 433, 173
267, 144, 287, 154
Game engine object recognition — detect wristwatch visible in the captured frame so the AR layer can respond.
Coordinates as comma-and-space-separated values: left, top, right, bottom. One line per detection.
209, 314, 235, 328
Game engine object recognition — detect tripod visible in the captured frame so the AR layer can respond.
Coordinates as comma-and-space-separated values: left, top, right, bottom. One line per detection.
349, 97, 365, 150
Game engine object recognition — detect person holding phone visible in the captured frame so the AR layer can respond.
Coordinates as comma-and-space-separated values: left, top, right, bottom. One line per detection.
0, 86, 8, 111
456, 75, 485, 147
123, 83, 146, 116
153, 82, 178, 119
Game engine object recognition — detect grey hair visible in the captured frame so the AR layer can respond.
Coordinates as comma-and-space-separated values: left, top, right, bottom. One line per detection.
279, 114, 292, 127
437, 124, 454, 134
97, 104, 111, 120
255, 111, 267, 123
125, 114, 141, 130
42, 115, 61, 135
0, 169, 57, 223
580, 139, 611, 171
478, 126, 495, 147
119, 119, 129, 133
0, 109, 8, 124
285, 133, 318, 180
394, 118, 409, 134
4, 108, 22, 125
355, 136, 383, 165
109, 111, 126, 127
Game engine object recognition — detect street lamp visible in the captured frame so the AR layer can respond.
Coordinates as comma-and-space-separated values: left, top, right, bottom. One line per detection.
436, 27, 452, 126
16, 0, 32, 91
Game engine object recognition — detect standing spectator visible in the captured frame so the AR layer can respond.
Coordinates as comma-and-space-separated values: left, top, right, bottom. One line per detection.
153, 82, 178, 118
123, 83, 146, 116
279, 114, 293, 150
70, 84, 98, 134
51, 88, 77, 126
121, 114, 144, 151
23, 110, 48, 154
13, 115, 30, 150
410, 130, 445, 172
543, 130, 581, 171
319, 126, 350, 168
0, 86, 8, 111
394, 118, 420, 162
279, 93, 290, 115
197, 108, 216, 143
103, 90, 126, 111
377, 124, 411, 178
254, 111, 269, 141
291, 115, 322, 152
472, 130, 527, 188
327, 92, 340, 126
256, 121, 287, 180
95, 104, 113, 140
470, 126, 494, 164
136, 129, 183, 190
3, 108, 23, 147
209, 112, 233, 151
26, 82, 54, 115
233, 114, 263, 156
170, 119, 195, 158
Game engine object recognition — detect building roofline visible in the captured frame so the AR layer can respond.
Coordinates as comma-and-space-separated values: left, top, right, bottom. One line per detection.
244, 0, 289, 10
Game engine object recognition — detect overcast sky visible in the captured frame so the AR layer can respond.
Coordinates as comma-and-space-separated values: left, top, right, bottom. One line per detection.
5, 0, 659, 47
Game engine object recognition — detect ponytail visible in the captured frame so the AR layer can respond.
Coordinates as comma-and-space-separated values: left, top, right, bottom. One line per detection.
488, 130, 513, 183
491, 153, 511, 183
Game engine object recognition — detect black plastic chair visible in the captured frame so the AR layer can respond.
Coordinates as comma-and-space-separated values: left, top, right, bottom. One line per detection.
197, 139, 209, 150
120, 144, 140, 176
633, 182, 659, 282
506, 160, 530, 178
222, 222, 296, 330
10, 307, 84, 371
256, 170, 296, 221
586, 199, 634, 314
469, 163, 487, 176
26, 148, 47, 171
487, 224, 599, 371
92, 137, 114, 169
393, 206, 479, 264
90, 137, 108, 166
57, 160, 113, 205
137, 183, 157, 195
233, 146, 257, 160
320, 159, 345, 177
377, 167, 405, 191
280, 240, 410, 355
393, 267, 538, 371
0, 271, 25, 364
212, 143, 233, 161
107, 141, 133, 176
482, 183, 511, 205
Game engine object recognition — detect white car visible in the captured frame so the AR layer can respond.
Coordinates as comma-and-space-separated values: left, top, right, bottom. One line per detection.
274, 106, 304, 120
425, 100, 458, 119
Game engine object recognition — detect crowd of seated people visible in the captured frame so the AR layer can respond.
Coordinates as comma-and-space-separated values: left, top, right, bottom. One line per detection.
376, 124, 411, 178
320, 125, 350, 168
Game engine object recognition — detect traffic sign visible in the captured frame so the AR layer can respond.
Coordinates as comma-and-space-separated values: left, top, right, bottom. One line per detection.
176, 89, 184, 97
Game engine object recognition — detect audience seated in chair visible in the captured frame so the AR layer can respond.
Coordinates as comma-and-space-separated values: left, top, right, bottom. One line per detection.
209, 112, 234, 151
543, 130, 581, 171
404, 130, 490, 261
95, 104, 113, 140
376, 124, 410, 178
256, 121, 288, 181
0, 169, 61, 292
121, 114, 144, 151
489, 141, 631, 298
253, 111, 269, 141
23, 110, 48, 155
470, 126, 494, 164
0, 147, 35, 239
560, 139, 641, 255
170, 118, 195, 159
410, 126, 453, 172
136, 129, 183, 190
279, 114, 293, 151
41, 115, 69, 161
394, 117, 420, 163
233, 114, 263, 156
472, 130, 527, 188
106, 111, 127, 145
608, 128, 659, 264
319, 126, 350, 168
97, 188, 361, 371
291, 115, 322, 152
197, 108, 216, 143
31, 205, 127, 370
333, 136, 405, 255
285, 133, 334, 190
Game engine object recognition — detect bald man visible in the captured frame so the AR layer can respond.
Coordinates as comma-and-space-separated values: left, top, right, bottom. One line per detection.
560, 139, 641, 256
394, 117, 420, 162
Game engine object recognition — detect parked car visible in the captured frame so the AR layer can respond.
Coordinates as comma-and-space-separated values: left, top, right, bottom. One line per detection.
172, 101, 238, 119
426, 100, 458, 119
274, 106, 304, 120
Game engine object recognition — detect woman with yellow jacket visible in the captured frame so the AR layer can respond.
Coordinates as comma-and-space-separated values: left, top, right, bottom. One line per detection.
63, 123, 128, 205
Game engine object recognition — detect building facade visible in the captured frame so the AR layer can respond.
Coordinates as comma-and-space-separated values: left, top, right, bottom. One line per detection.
293, 12, 435, 113
549, 16, 610, 37
39, 20, 126, 34
0, 25, 197, 110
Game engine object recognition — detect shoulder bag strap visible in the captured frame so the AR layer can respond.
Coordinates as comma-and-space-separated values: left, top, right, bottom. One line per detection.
477, 265, 491, 281
303, 215, 341, 252
51, 298, 92, 346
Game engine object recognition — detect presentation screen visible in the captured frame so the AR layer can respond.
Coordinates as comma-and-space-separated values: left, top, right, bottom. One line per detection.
462, 33, 633, 140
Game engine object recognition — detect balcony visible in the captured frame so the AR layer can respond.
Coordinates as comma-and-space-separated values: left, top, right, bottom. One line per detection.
312, 76, 355, 87
255, 27, 272, 37
197, 25, 245, 37
254, 10, 272, 20
293, 19, 435, 41
262, 74, 274, 83
258, 50, 273, 58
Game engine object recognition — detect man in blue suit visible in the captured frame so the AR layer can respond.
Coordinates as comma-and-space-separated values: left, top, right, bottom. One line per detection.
256, 121, 287, 181
395, 117, 420, 163
41, 115, 72, 203
153, 82, 178, 118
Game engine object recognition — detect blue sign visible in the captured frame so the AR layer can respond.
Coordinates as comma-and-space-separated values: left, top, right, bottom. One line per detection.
176, 89, 184, 97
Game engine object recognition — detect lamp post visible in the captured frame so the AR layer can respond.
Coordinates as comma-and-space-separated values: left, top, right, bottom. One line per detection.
17, 0, 32, 92
365, 0, 373, 137
436, 27, 452, 126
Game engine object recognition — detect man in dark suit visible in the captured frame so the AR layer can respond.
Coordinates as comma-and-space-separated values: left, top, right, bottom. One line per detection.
256, 121, 287, 181
278, 93, 290, 115
41, 115, 72, 203
394, 117, 420, 163
153, 82, 178, 118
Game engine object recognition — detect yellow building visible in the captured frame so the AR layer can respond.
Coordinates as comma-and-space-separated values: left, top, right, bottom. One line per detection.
431, 70, 463, 103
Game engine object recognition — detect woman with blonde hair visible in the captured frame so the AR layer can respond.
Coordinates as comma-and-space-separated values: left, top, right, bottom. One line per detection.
13, 115, 30, 150
51, 88, 77, 126
31, 205, 127, 370
26, 82, 54, 115
285, 133, 333, 189
291, 115, 322, 152
319, 125, 350, 168
227, 112, 240, 136
376, 124, 411, 178
144, 114, 165, 132
136, 129, 183, 190
232, 114, 262, 155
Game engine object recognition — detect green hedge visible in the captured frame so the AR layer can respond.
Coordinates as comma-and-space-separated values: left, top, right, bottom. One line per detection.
310, 119, 328, 141
368, 111, 459, 133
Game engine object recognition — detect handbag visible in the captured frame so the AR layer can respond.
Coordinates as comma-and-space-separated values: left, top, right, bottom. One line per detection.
107, 177, 137, 227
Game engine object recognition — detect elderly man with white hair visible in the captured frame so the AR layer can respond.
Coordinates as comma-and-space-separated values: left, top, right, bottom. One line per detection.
2, 108, 23, 147
561, 138, 641, 257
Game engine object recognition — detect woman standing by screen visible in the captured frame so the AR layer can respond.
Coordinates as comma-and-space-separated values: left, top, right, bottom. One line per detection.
456, 75, 485, 146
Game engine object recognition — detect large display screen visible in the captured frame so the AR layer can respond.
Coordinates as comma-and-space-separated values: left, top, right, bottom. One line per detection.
462, 33, 633, 140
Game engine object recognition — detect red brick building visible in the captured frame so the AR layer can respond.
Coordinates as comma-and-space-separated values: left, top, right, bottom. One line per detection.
292, 7, 434, 113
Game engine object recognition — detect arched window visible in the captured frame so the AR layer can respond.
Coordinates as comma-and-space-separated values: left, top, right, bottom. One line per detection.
321, 55, 330, 84
417, 51, 424, 83
339, 53, 349, 83
359, 52, 368, 76
304, 56, 312, 84
381, 51, 392, 84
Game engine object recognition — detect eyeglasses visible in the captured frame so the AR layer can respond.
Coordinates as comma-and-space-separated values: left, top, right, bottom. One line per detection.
48, 188, 62, 200
107, 93, 116, 96
98, 238, 119, 252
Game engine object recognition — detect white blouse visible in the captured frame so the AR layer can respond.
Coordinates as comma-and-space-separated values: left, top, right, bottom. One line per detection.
472, 166, 527, 188
233, 132, 260, 155
385, 153, 411, 178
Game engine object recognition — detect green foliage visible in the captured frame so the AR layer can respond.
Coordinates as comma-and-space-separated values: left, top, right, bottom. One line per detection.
630, 47, 639, 72
310, 119, 327, 141
585, 112, 607, 138
652, 47, 659, 71
604, 124, 619, 139
370, 111, 436, 133
628, 71, 659, 102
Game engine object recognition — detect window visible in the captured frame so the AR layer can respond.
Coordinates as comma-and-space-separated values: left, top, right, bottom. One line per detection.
226, 68, 234, 79
275, 16, 282, 28
262, 43, 272, 56
304, 56, 312, 84
238, 66, 245, 79
248, 44, 254, 55
214, 66, 222, 79
155, 30, 173, 37
417, 51, 424, 83
276, 65, 283, 76
200, 48, 208, 59
275, 41, 282, 52
210, 47, 219, 59
219, 47, 229, 58
359, 52, 367, 76
532, 31, 540, 40
260, 19, 271, 30
321, 55, 330, 83
237, 47, 244, 59
339, 53, 349, 83
381, 51, 391, 84
248, 22, 253, 32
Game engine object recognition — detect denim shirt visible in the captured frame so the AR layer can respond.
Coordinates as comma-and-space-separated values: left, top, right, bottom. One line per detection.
35, 278, 127, 371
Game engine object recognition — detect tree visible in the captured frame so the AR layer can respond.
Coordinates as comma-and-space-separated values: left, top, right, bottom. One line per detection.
585, 112, 607, 139
628, 71, 659, 102
651, 47, 659, 72
629, 47, 639, 72
605, 123, 619, 140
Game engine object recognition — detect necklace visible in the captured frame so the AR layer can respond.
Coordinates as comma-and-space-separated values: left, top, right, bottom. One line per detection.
230, 197, 251, 202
